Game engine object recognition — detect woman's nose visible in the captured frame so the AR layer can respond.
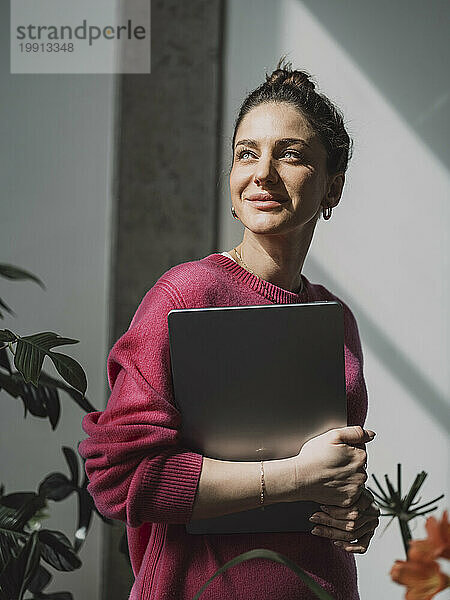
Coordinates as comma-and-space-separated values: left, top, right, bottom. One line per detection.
253, 156, 278, 185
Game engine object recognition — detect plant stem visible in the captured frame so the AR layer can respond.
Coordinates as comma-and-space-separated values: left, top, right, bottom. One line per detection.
398, 517, 412, 558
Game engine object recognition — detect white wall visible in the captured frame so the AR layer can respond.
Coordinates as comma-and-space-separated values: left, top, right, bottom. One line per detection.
219, 1, 449, 598
0, 4, 116, 598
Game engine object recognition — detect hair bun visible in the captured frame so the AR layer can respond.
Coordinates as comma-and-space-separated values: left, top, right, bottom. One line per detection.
266, 59, 316, 92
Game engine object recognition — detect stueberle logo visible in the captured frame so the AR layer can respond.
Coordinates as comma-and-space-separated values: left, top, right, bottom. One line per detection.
11, 0, 151, 74
15, 19, 147, 47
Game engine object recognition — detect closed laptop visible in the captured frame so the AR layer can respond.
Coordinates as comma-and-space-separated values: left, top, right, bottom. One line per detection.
168, 301, 347, 534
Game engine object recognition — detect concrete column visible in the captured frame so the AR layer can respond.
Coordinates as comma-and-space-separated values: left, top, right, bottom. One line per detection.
104, 1, 225, 597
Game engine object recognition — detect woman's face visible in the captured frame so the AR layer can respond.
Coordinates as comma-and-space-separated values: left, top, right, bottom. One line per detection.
230, 102, 337, 236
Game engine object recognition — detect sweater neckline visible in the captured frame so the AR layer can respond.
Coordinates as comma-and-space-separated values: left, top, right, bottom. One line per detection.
203, 253, 310, 304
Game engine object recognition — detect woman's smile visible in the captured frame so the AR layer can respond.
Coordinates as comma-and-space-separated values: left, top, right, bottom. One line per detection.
245, 192, 289, 210
246, 199, 285, 210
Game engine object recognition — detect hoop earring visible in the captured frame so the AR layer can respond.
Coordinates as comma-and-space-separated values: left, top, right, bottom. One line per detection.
231, 205, 240, 221
322, 205, 332, 220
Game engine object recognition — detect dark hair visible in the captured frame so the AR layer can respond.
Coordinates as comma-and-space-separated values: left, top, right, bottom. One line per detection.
231, 57, 353, 177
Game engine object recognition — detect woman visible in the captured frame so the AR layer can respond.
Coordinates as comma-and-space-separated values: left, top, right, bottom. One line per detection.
79, 60, 380, 600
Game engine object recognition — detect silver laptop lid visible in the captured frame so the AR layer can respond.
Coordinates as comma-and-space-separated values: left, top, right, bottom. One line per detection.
168, 301, 346, 462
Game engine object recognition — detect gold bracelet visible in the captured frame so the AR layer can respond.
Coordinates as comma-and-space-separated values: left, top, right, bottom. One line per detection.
260, 460, 266, 510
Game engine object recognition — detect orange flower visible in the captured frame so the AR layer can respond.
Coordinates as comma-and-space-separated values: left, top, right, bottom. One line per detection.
390, 559, 449, 600
408, 510, 450, 563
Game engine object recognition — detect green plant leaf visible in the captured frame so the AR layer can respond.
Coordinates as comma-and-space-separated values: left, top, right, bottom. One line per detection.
38, 475, 74, 502
0, 371, 23, 398
0, 530, 40, 600
1, 494, 46, 534
0, 494, 44, 514
19, 381, 60, 429
0, 347, 11, 373
37, 447, 107, 553
0, 372, 62, 429
0, 330, 16, 343
12, 334, 56, 387
25, 591, 73, 599
397, 463, 402, 500
403, 472, 427, 511
73, 457, 112, 552
26, 562, 74, 598
20, 383, 49, 419
26, 564, 51, 594
0, 369, 95, 423
12, 332, 86, 395
384, 474, 400, 505
0, 494, 46, 573
19, 532, 40, 600
38, 371, 96, 413
370, 474, 390, 502
44, 386, 60, 429
0, 264, 45, 289
1, 492, 49, 534
24, 506, 50, 534
62, 448, 79, 487
73, 488, 93, 553
47, 352, 87, 397
192, 548, 336, 600
0, 506, 23, 571
0, 297, 16, 320
37, 530, 81, 572
410, 494, 445, 514
76, 453, 111, 525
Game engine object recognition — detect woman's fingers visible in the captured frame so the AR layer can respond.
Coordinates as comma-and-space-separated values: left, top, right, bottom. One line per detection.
318, 502, 379, 522
361, 487, 375, 503
310, 486, 380, 549
310, 514, 378, 543
309, 509, 376, 533
319, 488, 377, 520
310, 487, 380, 553
333, 530, 375, 554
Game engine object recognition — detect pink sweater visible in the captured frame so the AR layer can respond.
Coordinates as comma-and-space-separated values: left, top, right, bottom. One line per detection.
79, 252, 368, 600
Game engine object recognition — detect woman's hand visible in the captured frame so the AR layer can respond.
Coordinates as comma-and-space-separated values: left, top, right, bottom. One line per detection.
291, 426, 376, 507
309, 488, 380, 554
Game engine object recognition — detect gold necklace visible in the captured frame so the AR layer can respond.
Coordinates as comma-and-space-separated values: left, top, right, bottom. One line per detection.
232, 246, 304, 295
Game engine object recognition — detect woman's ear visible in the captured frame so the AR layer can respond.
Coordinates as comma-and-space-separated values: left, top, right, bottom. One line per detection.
326, 173, 345, 209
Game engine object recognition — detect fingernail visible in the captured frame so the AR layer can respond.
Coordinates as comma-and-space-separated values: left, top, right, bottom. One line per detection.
309, 515, 319, 522
311, 527, 321, 535
334, 541, 343, 547
320, 505, 327, 511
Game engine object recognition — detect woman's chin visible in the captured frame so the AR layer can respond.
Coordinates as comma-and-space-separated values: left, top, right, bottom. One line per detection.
243, 222, 291, 236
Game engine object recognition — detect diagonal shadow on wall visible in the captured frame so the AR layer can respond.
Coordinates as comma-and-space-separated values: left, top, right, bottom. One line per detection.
306, 256, 450, 434
301, 0, 450, 173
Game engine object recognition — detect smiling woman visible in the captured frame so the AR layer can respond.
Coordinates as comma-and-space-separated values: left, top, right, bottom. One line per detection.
79, 58, 379, 600
228, 61, 352, 294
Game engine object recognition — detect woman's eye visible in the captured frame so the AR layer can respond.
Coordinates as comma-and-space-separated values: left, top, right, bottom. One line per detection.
235, 149, 304, 162
237, 149, 253, 160
282, 150, 303, 160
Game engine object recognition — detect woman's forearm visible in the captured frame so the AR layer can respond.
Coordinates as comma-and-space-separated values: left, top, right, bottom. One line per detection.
190, 455, 297, 520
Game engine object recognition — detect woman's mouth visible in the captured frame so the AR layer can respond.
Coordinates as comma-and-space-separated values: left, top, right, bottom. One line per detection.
247, 200, 284, 209
245, 193, 287, 210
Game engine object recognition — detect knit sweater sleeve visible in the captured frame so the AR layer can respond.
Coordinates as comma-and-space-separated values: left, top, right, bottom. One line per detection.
78, 281, 203, 527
